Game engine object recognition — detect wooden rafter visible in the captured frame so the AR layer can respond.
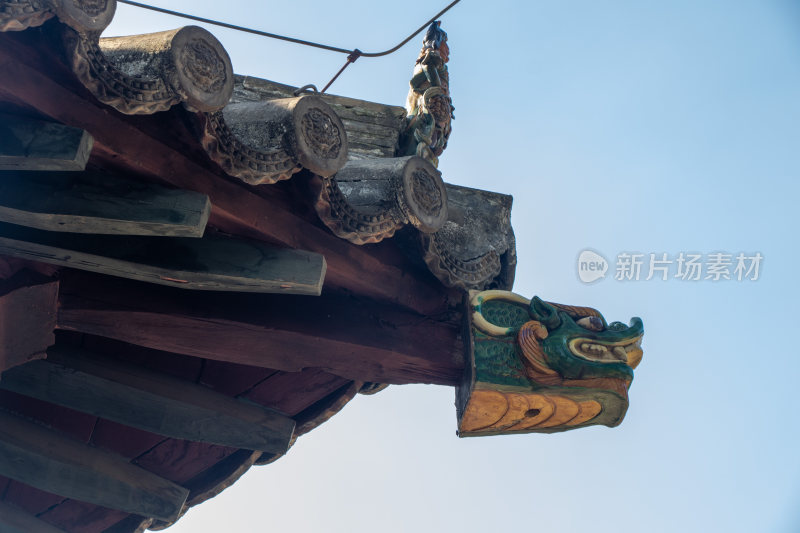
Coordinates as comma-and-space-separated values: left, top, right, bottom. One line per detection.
0, 410, 188, 521
0, 113, 93, 171
0, 501, 70, 533
0, 170, 210, 237
0, 347, 296, 453
0, 223, 326, 294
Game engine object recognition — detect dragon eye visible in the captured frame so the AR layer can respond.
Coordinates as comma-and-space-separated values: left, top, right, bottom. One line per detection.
576, 316, 604, 331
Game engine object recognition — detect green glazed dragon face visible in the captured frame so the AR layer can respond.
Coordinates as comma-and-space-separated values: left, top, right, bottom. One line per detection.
527, 297, 643, 383
471, 291, 643, 384
458, 290, 644, 436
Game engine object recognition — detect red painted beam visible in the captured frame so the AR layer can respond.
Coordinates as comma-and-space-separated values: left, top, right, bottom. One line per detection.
57, 272, 464, 386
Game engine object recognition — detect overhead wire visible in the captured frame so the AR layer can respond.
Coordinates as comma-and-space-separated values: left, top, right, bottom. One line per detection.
116, 0, 462, 92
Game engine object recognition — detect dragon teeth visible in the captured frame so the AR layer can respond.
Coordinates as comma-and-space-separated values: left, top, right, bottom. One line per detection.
581, 343, 608, 354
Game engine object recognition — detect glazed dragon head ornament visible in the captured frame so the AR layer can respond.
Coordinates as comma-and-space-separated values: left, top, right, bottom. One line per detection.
456, 290, 644, 436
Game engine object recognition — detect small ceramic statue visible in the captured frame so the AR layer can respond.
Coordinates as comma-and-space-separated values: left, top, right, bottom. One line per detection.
399, 21, 455, 167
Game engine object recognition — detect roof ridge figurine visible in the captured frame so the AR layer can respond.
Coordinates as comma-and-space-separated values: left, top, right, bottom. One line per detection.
399, 20, 455, 167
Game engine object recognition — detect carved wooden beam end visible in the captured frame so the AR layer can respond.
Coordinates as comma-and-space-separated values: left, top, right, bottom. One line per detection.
313, 155, 448, 245
0, 0, 115, 34
64, 25, 233, 114
197, 95, 348, 185
420, 183, 516, 290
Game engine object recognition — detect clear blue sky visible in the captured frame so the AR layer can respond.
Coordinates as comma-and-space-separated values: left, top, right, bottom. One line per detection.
106, 2, 800, 531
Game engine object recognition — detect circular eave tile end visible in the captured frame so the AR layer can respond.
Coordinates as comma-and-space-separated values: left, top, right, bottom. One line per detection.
55, 0, 117, 33
171, 25, 234, 112
292, 95, 349, 177
402, 157, 448, 233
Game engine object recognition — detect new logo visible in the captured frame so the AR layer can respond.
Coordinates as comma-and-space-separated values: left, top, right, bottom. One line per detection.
577, 250, 608, 283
